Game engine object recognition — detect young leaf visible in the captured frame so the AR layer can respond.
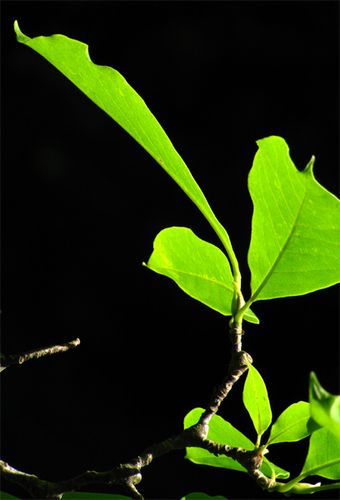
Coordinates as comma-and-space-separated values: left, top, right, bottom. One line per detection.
14, 22, 239, 277
243, 364, 272, 443
267, 401, 313, 445
309, 372, 340, 439
184, 408, 289, 478
300, 427, 340, 480
247, 136, 340, 301
145, 227, 259, 323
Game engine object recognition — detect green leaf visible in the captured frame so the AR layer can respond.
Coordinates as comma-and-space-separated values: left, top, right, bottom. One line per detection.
301, 427, 340, 480
267, 401, 314, 445
14, 22, 239, 277
145, 227, 259, 323
184, 408, 289, 479
0, 492, 20, 499
181, 494, 227, 500
309, 372, 340, 439
63, 494, 130, 499
243, 364, 272, 443
247, 136, 340, 301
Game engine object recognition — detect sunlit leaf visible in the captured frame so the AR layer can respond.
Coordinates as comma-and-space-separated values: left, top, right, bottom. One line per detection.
14, 21, 238, 272
145, 227, 259, 323
309, 372, 340, 439
248, 136, 340, 301
184, 408, 289, 478
301, 427, 340, 480
243, 364, 272, 442
267, 401, 314, 445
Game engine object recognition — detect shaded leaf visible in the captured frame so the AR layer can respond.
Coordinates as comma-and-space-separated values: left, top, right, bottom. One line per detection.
145, 227, 259, 323
301, 427, 340, 480
14, 22, 238, 271
248, 136, 340, 301
243, 364, 272, 442
0, 492, 20, 499
309, 372, 340, 439
267, 401, 313, 445
184, 408, 289, 478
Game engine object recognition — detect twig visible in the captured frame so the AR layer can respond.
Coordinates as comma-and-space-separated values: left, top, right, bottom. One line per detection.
198, 323, 252, 426
0, 338, 81, 371
1, 325, 264, 499
0, 427, 272, 500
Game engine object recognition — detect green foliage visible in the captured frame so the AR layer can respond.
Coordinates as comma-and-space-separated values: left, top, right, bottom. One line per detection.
183, 408, 289, 478
243, 363, 272, 444
301, 427, 340, 480
145, 227, 258, 323
247, 136, 340, 302
12, 22, 340, 500
13, 21, 239, 280
266, 401, 313, 445
309, 372, 340, 438
0, 492, 19, 499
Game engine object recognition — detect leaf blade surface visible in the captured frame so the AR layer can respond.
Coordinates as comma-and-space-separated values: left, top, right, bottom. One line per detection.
14, 22, 237, 269
301, 427, 340, 480
146, 227, 258, 323
309, 372, 340, 439
267, 401, 312, 445
243, 364, 272, 442
248, 136, 340, 301
184, 408, 288, 478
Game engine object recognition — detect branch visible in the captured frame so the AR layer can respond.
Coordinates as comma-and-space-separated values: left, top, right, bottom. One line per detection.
0, 338, 81, 371
1, 324, 265, 499
1, 427, 273, 500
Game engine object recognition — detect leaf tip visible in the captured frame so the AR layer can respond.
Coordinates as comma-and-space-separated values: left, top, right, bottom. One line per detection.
14, 20, 30, 43
304, 155, 316, 175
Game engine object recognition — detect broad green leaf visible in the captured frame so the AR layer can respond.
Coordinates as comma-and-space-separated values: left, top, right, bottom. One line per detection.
309, 372, 340, 439
301, 427, 340, 480
267, 401, 313, 445
63, 494, 130, 499
0, 492, 19, 499
243, 364, 272, 442
145, 227, 259, 323
181, 494, 227, 500
184, 408, 289, 479
14, 22, 239, 276
248, 136, 340, 301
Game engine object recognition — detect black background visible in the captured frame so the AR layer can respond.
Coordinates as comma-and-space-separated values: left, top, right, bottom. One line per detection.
1, 1, 339, 499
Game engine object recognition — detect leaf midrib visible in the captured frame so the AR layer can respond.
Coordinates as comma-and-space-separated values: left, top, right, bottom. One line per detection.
250, 180, 308, 302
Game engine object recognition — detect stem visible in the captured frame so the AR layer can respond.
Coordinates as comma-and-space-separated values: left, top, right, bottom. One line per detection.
198, 323, 252, 427
0, 339, 81, 371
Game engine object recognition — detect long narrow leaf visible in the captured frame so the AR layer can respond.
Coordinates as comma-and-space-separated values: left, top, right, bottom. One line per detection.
14, 22, 239, 276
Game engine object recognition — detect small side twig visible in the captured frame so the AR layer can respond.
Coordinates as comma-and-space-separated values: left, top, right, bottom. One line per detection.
0, 338, 81, 371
